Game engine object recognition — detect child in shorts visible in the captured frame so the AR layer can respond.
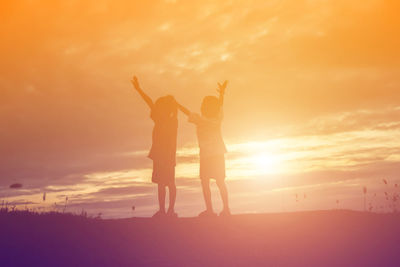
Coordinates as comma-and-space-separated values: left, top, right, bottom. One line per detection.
131, 76, 178, 218
178, 81, 230, 217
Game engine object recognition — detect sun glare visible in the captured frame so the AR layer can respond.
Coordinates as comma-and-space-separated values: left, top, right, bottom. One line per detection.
227, 141, 287, 177
250, 153, 280, 173
247, 152, 283, 175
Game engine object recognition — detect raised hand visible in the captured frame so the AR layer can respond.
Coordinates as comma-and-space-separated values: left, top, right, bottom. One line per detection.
131, 76, 141, 91
130, 75, 154, 108
217, 80, 228, 95
217, 80, 228, 107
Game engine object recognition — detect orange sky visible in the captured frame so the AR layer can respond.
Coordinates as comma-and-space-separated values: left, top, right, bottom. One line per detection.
1, 0, 400, 217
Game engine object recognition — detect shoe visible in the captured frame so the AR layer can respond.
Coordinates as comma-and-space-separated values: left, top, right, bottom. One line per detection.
198, 210, 217, 217
152, 210, 166, 218
167, 210, 178, 218
219, 209, 231, 217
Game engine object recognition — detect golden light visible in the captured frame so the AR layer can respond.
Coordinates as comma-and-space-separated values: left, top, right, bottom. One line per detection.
247, 152, 282, 175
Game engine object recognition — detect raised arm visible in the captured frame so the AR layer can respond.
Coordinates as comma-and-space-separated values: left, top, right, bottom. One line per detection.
177, 103, 191, 116
130, 76, 154, 109
217, 80, 228, 107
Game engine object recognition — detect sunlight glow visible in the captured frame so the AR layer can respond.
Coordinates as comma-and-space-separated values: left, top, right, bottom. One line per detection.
247, 152, 283, 175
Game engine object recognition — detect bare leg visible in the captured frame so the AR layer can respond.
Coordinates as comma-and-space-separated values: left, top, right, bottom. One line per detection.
167, 182, 176, 213
201, 178, 213, 212
158, 184, 166, 213
216, 179, 230, 212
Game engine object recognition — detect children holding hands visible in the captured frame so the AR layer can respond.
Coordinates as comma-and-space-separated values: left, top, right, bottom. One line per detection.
132, 76, 230, 218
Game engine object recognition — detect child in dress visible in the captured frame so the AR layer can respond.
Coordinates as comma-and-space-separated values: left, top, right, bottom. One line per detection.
178, 81, 230, 217
131, 76, 178, 218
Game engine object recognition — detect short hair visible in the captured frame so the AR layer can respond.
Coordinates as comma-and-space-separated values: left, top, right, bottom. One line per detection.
151, 95, 177, 121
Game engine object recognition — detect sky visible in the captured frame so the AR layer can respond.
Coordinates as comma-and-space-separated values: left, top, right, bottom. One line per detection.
1, 0, 400, 218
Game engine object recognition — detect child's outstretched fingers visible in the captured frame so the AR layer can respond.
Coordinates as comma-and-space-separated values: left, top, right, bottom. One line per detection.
217, 80, 228, 94
131, 76, 140, 90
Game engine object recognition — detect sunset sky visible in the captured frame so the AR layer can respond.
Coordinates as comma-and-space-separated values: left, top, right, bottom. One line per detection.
1, 0, 400, 218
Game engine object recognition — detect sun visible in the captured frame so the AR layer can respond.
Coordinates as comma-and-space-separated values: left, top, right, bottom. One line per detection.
248, 152, 282, 175
227, 141, 287, 178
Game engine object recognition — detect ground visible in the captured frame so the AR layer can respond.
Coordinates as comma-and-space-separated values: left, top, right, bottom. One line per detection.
2, 210, 400, 266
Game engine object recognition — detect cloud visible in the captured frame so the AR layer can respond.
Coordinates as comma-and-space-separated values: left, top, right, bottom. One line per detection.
299, 106, 400, 136
87, 182, 153, 197
5, 200, 37, 206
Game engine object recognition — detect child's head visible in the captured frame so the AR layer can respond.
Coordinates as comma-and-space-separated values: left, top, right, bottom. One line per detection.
152, 95, 178, 121
201, 96, 220, 118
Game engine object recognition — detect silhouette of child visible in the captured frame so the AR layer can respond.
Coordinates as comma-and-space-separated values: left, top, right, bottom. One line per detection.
131, 76, 178, 218
178, 81, 231, 217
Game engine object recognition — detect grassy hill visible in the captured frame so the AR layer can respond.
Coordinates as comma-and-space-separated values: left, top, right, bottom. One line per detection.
1, 210, 400, 266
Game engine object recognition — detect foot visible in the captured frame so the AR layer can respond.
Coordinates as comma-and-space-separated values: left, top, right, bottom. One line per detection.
219, 209, 231, 217
152, 210, 166, 218
167, 210, 178, 218
198, 210, 217, 217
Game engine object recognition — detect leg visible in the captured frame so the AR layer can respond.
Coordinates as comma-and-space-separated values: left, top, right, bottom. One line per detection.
216, 179, 230, 212
201, 178, 213, 212
158, 184, 166, 213
167, 181, 176, 213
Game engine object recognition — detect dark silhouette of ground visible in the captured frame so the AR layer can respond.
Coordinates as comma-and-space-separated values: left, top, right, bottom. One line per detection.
1, 210, 400, 266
